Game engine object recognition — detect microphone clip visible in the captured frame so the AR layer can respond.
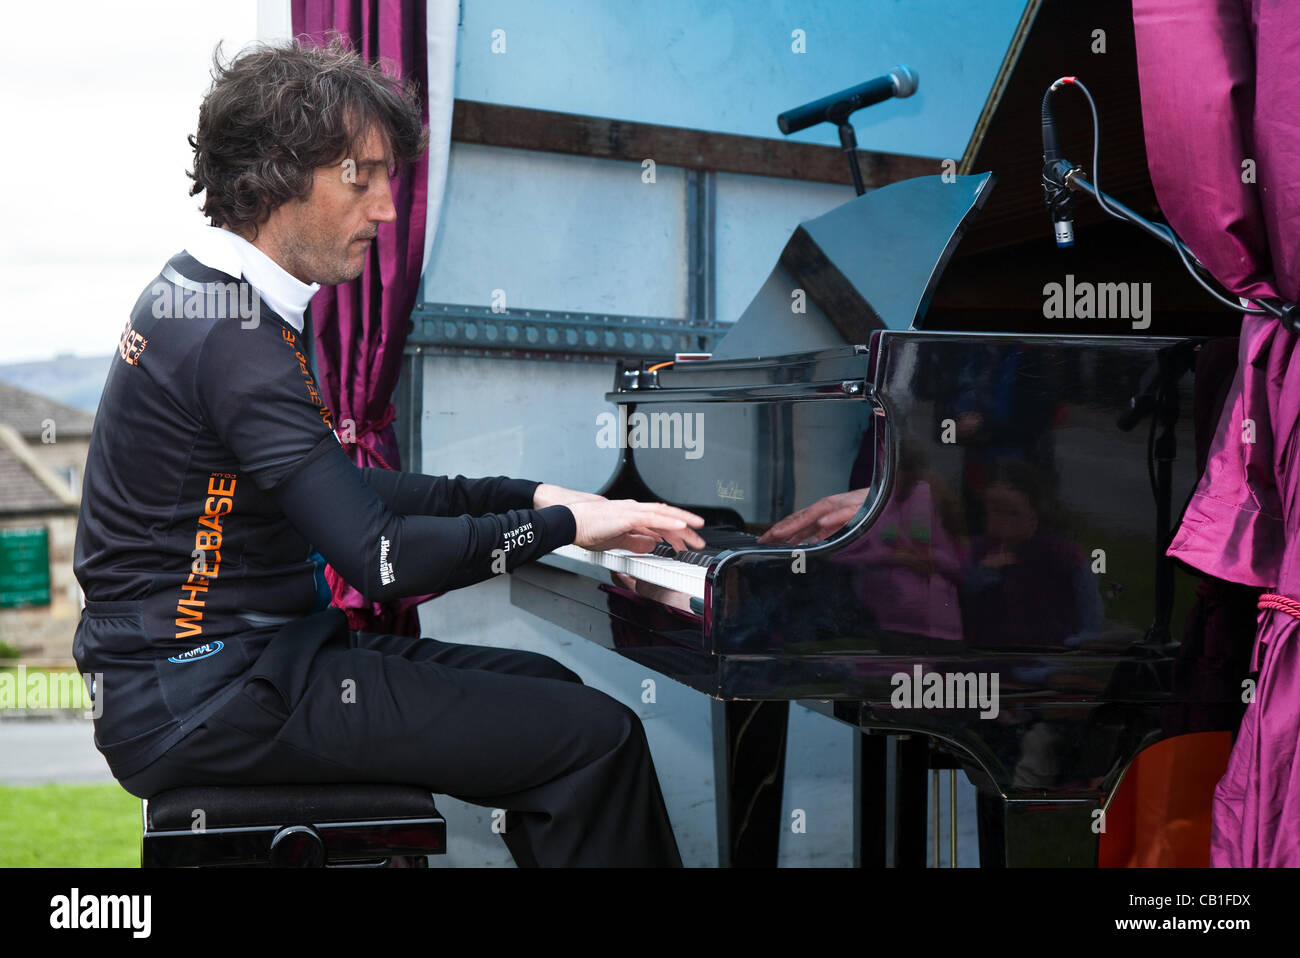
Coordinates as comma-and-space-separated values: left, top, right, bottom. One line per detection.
1042, 158, 1082, 248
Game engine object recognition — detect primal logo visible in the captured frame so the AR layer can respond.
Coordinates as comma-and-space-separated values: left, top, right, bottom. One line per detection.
379, 536, 395, 586
168, 640, 224, 663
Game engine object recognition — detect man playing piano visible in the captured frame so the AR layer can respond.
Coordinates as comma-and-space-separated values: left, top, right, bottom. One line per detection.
72, 38, 704, 867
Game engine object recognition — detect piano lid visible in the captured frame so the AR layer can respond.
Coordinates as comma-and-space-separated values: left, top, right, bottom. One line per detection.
711, 172, 995, 360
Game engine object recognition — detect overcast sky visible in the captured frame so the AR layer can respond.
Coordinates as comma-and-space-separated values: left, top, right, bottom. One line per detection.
0, 1, 268, 363
0, 0, 1022, 366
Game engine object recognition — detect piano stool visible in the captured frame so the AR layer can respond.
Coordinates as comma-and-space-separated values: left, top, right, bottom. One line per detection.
140, 783, 447, 867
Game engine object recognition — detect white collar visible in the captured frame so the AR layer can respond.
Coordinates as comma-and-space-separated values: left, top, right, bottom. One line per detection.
184, 225, 320, 333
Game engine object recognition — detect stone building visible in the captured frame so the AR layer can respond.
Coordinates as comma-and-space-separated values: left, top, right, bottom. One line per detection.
0, 383, 92, 661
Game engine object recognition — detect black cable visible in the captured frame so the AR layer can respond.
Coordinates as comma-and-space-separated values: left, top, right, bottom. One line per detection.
1045, 76, 1272, 316
1147, 396, 1158, 502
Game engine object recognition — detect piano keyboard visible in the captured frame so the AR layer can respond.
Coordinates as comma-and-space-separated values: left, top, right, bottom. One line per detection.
550, 544, 709, 598
549, 528, 761, 601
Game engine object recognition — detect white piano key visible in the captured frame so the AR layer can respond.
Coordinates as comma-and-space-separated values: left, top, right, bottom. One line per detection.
550, 544, 707, 599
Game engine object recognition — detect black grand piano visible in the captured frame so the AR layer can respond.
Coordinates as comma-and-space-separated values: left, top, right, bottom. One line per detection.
508, 0, 1255, 867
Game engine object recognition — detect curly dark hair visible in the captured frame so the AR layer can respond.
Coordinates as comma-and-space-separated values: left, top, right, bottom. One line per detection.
188, 35, 428, 236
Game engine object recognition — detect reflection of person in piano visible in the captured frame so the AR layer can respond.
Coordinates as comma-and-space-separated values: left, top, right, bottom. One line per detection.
955, 460, 1106, 791
948, 344, 1061, 537
960, 459, 1104, 650
757, 442, 967, 650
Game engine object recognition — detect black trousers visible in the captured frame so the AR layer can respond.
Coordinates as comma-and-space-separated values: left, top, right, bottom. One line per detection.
119, 609, 682, 867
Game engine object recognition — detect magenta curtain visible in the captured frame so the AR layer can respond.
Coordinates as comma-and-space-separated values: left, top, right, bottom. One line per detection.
292, 0, 432, 636
1133, 0, 1300, 865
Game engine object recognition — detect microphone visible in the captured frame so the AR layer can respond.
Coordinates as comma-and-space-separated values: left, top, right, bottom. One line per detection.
778, 66, 918, 134
1042, 77, 1076, 248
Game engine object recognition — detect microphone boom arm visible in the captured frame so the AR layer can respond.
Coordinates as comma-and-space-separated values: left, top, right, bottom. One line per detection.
1042, 76, 1300, 333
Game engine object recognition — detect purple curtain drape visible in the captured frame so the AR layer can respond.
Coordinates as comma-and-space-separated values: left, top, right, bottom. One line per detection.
292, 0, 432, 636
1133, 0, 1300, 866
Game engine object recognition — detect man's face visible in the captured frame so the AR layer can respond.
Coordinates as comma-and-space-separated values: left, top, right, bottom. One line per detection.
263, 123, 397, 285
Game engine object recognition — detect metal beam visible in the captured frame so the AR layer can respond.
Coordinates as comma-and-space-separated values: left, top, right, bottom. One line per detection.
687, 169, 716, 330
408, 303, 729, 361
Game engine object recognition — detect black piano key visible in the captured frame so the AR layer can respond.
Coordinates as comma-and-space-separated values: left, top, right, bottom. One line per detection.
626, 527, 769, 577
639, 525, 768, 569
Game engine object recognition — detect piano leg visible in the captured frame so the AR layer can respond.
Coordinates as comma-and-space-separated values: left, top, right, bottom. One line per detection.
854, 732, 929, 867
710, 699, 789, 868
976, 788, 1005, 867
975, 791, 1100, 867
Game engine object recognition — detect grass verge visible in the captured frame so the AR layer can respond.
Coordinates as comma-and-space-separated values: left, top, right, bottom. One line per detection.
0, 783, 139, 867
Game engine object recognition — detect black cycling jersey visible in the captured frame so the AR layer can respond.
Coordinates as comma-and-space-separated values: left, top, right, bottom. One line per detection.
73, 251, 576, 778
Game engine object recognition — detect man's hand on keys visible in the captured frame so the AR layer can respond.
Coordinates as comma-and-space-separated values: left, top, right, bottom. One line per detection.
567, 499, 706, 554
533, 483, 607, 509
